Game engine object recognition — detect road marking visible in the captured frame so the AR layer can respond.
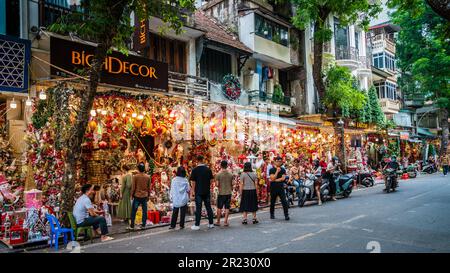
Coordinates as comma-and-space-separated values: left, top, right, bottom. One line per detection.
256, 247, 277, 253
407, 192, 431, 200
292, 233, 316, 241
341, 214, 366, 224
362, 228, 373, 233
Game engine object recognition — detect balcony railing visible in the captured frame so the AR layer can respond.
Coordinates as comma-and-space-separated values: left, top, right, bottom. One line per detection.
358, 56, 371, 69
335, 46, 358, 61
380, 98, 400, 113
168, 72, 209, 98
372, 34, 396, 53
247, 90, 291, 106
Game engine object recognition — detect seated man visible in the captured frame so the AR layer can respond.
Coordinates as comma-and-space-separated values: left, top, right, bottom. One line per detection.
73, 184, 114, 242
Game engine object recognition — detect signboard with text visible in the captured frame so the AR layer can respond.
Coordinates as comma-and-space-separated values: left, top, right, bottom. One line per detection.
50, 36, 168, 91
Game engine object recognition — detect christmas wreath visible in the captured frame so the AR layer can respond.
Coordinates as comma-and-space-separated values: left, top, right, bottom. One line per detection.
222, 74, 241, 101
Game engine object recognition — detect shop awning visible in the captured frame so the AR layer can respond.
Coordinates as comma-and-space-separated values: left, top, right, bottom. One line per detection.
417, 127, 436, 138
237, 109, 297, 127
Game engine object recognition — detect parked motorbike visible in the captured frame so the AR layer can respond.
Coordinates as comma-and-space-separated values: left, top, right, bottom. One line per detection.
422, 162, 437, 174
356, 171, 374, 187
331, 171, 355, 198
298, 173, 329, 207
284, 176, 296, 207
384, 168, 398, 193
403, 163, 418, 178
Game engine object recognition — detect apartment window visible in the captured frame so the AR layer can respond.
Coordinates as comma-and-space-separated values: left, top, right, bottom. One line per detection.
148, 33, 186, 74
373, 52, 384, 69
385, 52, 396, 71
255, 13, 288, 46
200, 48, 232, 83
373, 51, 396, 71
334, 19, 349, 49
355, 31, 360, 55
39, 0, 76, 28
1, 0, 20, 36
375, 81, 397, 100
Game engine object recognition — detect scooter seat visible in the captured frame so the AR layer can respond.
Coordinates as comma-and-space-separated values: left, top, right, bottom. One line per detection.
340, 174, 353, 181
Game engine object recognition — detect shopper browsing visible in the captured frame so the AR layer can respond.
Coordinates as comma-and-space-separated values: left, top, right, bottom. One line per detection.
269, 156, 290, 220
214, 160, 234, 227
73, 184, 114, 242
239, 162, 259, 224
169, 166, 190, 230
117, 164, 133, 223
129, 162, 151, 230
190, 155, 215, 230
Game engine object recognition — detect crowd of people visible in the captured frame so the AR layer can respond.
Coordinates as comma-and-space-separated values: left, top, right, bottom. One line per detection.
71, 151, 450, 242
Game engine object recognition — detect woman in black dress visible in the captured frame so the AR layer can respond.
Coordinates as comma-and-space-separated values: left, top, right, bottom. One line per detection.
239, 162, 259, 224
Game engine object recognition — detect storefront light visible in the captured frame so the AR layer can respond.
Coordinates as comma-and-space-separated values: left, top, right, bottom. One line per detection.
39, 89, 46, 100
90, 110, 97, 117
122, 113, 126, 118
25, 96, 32, 107
10, 98, 17, 109
101, 110, 107, 115
138, 114, 144, 120
132, 112, 137, 118
126, 103, 131, 108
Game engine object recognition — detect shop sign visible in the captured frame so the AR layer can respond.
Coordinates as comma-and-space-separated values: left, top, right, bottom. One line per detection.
50, 36, 168, 91
0, 34, 31, 92
400, 131, 409, 140
133, 17, 150, 52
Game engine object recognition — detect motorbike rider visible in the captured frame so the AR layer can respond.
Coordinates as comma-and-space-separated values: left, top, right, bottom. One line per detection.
326, 156, 341, 201
383, 155, 400, 189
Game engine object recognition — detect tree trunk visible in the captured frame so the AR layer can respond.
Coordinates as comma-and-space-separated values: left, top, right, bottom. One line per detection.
60, 0, 128, 218
312, 8, 331, 109
425, 0, 450, 21
312, 22, 327, 101
60, 44, 106, 217
440, 108, 449, 155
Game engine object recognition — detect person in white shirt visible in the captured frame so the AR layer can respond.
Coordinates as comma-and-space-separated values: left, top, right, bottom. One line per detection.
73, 184, 113, 242
169, 166, 190, 230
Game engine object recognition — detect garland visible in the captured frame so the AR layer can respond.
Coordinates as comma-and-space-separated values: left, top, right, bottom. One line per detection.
222, 74, 241, 101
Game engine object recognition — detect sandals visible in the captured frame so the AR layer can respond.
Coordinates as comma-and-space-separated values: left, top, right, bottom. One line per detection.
242, 219, 248, 225
224, 222, 229, 227
252, 219, 259, 224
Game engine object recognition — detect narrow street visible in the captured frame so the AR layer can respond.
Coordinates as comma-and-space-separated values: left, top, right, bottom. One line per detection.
64, 173, 450, 253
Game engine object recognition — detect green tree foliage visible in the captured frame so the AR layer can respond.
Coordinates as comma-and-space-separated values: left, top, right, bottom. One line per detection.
391, 1, 450, 155
323, 66, 367, 117
388, 0, 450, 22
47, 0, 196, 213
358, 86, 385, 126
290, 0, 381, 100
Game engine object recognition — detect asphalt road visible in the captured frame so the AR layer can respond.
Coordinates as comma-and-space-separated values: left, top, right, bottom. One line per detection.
48, 173, 450, 253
